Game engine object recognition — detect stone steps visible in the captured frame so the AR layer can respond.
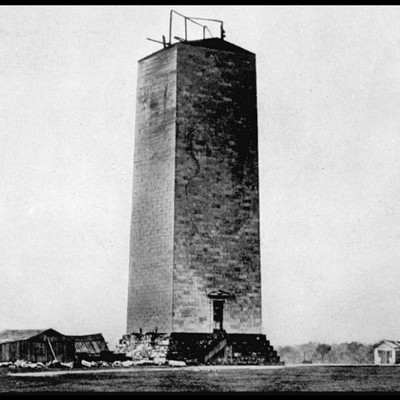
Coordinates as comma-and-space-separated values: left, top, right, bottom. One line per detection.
117, 331, 283, 366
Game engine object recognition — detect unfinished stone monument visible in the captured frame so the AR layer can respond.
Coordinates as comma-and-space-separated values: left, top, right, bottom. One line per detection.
123, 11, 281, 365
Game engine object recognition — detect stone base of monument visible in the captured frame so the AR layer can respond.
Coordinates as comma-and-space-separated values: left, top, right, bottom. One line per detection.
117, 331, 283, 366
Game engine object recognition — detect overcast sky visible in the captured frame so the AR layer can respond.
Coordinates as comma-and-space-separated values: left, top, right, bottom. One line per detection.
1, 5, 400, 349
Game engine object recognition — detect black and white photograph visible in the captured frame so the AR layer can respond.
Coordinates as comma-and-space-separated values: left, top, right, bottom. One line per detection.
1, 4, 400, 392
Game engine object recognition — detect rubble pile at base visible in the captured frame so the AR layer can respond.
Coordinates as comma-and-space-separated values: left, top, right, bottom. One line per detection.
1, 360, 74, 371
1, 357, 187, 371
116, 332, 171, 365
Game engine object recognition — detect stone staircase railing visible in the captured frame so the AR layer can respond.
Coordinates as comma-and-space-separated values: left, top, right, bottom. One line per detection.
204, 331, 228, 363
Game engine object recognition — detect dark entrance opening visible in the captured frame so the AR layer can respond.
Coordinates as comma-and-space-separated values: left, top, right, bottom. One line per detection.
213, 300, 224, 331
378, 350, 391, 364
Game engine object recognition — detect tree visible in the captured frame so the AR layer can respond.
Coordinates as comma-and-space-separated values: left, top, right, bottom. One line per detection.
316, 343, 332, 362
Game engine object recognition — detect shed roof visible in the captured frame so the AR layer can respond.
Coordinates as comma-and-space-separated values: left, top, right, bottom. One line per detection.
0, 329, 49, 344
67, 333, 108, 354
373, 340, 400, 349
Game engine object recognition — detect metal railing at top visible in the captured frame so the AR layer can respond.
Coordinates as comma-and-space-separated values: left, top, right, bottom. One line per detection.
147, 10, 225, 48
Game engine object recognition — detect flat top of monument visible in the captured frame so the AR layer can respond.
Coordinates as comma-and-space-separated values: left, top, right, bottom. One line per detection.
181, 38, 254, 55
139, 38, 254, 62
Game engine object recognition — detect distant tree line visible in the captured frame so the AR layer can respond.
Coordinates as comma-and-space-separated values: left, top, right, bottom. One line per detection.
277, 342, 374, 364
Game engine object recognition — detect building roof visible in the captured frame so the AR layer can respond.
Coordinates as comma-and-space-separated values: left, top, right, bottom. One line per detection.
0, 329, 48, 344
67, 333, 108, 354
373, 340, 400, 349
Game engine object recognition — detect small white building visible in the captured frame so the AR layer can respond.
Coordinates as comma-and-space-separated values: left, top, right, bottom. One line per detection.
373, 340, 400, 365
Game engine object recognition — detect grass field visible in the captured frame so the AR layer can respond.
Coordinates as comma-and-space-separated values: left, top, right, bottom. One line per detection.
2, 365, 400, 392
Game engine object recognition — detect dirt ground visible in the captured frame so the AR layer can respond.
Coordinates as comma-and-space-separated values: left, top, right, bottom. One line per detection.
1, 364, 400, 392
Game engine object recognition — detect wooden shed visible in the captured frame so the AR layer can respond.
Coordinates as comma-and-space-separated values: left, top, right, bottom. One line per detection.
0, 329, 75, 363
0, 329, 108, 363
373, 340, 400, 365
